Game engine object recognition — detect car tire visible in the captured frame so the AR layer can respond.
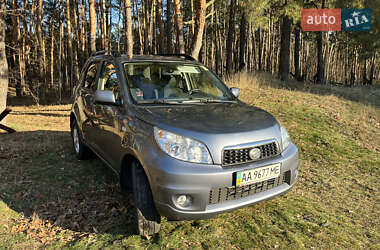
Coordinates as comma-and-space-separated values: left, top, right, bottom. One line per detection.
71, 121, 91, 160
132, 161, 161, 237
120, 166, 132, 195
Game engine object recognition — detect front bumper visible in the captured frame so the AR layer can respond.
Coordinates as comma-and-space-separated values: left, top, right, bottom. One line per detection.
142, 142, 300, 221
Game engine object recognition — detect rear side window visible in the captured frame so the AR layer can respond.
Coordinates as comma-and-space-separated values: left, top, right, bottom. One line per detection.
83, 63, 99, 91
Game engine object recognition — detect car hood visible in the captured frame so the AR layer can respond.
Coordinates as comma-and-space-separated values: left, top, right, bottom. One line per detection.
135, 102, 277, 133
134, 103, 282, 165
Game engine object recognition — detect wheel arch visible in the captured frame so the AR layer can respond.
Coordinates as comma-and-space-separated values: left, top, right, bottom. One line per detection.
120, 152, 154, 195
70, 112, 76, 127
120, 153, 138, 193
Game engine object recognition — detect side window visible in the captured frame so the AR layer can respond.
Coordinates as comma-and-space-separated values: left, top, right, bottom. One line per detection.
83, 63, 99, 91
97, 62, 120, 100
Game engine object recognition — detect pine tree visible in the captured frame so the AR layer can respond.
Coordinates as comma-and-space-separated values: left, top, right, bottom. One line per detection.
0, 0, 8, 114
89, 0, 97, 53
191, 0, 206, 60
125, 0, 133, 58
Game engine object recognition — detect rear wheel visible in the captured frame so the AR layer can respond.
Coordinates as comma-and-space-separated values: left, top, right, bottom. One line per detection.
71, 121, 91, 160
131, 161, 161, 237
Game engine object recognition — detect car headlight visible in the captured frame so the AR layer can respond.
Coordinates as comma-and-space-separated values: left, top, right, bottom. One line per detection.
154, 127, 213, 164
281, 126, 291, 151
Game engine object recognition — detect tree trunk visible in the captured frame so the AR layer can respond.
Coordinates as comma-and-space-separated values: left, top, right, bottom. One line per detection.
148, 0, 156, 54
64, 42, 69, 93
239, 11, 247, 71
323, 32, 330, 83
226, 0, 236, 76
362, 59, 367, 85
316, 31, 325, 84
50, 4, 55, 89
265, 16, 272, 73
257, 29, 262, 71
0, 0, 8, 118
272, 21, 277, 74
234, 30, 238, 72
12, 0, 25, 96
80, 0, 86, 63
261, 30, 267, 72
350, 68, 355, 86
23, 0, 29, 71
217, 13, 223, 75
173, 0, 185, 53
215, 9, 220, 75
279, 15, 291, 82
142, 0, 149, 53
166, 0, 173, 53
251, 26, 257, 71
210, 1, 215, 70
190, 0, 194, 35
316, 0, 326, 84
67, 0, 74, 90
294, 26, 301, 81
107, 0, 112, 50
37, 0, 46, 102
201, 16, 207, 64
73, 0, 80, 81
58, 0, 63, 101
133, 0, 143, 54
117, 0, 121, 51
191, 0, 206, 60
30, 0, 36, 35
100, 0, 107, 50
156, 0, 165, 53
89, 0, 97, 53
124, 0, 133, 59
369, 52, 376, 85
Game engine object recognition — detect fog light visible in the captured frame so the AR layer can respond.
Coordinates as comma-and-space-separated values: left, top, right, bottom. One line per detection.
176, 195, 192, 208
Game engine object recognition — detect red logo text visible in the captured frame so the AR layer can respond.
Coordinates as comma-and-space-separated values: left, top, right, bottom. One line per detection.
301, 9, 341, 31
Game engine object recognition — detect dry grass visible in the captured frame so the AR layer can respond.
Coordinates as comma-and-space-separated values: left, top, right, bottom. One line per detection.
0, 72, 379, 249
227, 72, 380, 153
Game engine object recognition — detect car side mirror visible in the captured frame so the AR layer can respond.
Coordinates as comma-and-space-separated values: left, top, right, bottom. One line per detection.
230, 87, 240, 98
95, 90, 117, 105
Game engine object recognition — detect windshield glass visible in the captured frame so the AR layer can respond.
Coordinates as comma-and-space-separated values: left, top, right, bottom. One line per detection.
123, 62, 233, 103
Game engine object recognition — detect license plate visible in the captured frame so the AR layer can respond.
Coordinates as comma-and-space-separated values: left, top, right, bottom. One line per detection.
236, 163, 281, 187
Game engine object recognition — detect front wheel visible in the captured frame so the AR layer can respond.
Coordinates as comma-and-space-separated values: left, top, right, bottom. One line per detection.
132, 161, 161, 237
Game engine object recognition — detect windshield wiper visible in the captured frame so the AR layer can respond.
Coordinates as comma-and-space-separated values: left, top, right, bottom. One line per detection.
138, 98, 237, 105
138, 99, 186, 105
183, 98, 237, 104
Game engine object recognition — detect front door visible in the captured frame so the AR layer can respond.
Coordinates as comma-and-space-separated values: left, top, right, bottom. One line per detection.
79, 61, 101, 150
92, 61, 125, 168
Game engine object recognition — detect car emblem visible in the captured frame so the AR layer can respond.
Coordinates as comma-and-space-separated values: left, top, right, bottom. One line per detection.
249, 148, 261, 160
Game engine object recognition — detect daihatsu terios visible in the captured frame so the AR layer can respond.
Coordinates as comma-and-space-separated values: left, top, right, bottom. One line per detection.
70, 52, 300, 237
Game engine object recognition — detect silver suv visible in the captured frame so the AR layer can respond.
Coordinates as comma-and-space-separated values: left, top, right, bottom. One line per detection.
70, 52, 300, 237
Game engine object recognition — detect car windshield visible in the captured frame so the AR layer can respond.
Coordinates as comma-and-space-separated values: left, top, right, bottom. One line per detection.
123, 62, 234, 104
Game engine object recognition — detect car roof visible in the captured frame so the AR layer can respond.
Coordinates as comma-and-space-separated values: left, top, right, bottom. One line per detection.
91, 53, 199, 64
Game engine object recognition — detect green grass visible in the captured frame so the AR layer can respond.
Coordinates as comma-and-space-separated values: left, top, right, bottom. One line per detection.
1, 73, 379, 249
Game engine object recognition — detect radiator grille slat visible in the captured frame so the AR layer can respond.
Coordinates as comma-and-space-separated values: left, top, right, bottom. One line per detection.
223, 142, 279, 166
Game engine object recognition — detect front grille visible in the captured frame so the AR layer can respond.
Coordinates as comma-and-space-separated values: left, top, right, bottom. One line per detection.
208, 171, 290, 205
223, 142, 279, 166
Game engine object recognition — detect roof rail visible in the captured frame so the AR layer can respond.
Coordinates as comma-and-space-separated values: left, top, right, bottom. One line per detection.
156, 54, 196, 61
91, 50, 121, 57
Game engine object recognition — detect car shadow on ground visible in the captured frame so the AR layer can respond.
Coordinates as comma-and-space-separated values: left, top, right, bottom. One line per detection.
0, 130, 138, 240
9, 112, 70, 118
6, 91, 74, 107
